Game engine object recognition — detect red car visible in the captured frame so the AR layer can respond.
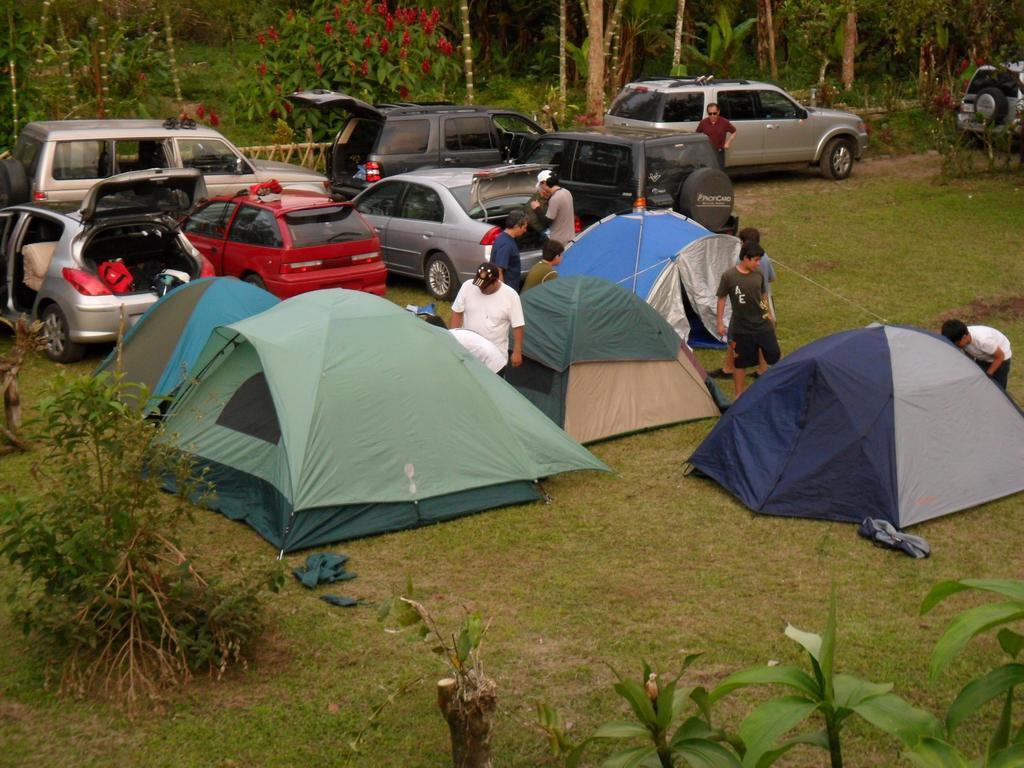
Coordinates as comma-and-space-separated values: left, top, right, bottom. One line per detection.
182, 189, 386, 298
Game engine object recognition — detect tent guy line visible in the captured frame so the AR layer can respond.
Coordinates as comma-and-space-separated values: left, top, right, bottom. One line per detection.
769, 256, 890, 325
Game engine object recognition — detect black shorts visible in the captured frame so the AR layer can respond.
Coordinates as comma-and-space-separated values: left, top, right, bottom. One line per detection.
730, 330, 781, 369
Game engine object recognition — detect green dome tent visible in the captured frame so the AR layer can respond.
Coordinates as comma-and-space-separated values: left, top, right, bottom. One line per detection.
506, 276, 720, 443
162, 290, 609, 552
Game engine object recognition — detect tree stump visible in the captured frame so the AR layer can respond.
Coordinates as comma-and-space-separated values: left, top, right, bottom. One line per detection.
436, 676, 497, 768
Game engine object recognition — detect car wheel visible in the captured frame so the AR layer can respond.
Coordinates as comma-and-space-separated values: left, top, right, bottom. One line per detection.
41, 304, 86, 363
820, 138, 854, 180
243, 273, 267, 291
975, 86, 1009, 123
424, 253, 459, 301
0, 158, 30, 207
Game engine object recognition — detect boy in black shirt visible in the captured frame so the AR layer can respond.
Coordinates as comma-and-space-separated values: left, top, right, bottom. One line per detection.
715, 242, 781, 397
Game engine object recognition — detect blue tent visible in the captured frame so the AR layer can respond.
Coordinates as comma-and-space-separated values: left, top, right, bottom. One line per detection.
96, 277, 279, 408
688, 325, 1024, 528
559, 209, 739, 348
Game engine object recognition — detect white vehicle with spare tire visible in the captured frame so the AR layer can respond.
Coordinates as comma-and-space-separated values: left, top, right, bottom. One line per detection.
956, 62, 1024, 136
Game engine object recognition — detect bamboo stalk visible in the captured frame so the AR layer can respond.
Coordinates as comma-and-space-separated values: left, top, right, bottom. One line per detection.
459, 0, 474, 104
37, 0, 52, 67
163, 10, 183, 105
97, 6, 110, 117
57, 16, 77, 113
7, 5, 18, 139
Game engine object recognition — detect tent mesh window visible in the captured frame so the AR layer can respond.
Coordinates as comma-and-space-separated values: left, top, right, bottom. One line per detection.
215, 372, 282, 444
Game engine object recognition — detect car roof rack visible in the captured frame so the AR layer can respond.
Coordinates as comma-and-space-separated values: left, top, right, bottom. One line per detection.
627, 75, 752, 87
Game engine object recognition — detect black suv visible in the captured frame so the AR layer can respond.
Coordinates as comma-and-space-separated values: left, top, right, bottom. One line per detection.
516, 127, 737, 233
289, 90, 546, 198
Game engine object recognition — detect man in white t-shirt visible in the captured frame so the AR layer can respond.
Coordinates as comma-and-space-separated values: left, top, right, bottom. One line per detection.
450, 262, 525, 371
941, 319, 1013, 391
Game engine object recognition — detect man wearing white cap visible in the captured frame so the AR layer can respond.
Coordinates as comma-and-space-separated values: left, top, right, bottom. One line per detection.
530, 169, 575, 245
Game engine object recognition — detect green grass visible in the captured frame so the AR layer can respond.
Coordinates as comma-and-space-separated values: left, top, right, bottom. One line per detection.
1, 155, 1023, 767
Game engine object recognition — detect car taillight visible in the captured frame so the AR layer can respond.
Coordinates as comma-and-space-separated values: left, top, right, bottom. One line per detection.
479, 226, 501, 246
351, 251, 380, 263
574, 216, 582, 234
200, 257, 216, 277
62, 267, 111, 296
365, 161, 381, 183
633, 198, 647, 211
280, 259, 325, 274
32, 189, 47, 201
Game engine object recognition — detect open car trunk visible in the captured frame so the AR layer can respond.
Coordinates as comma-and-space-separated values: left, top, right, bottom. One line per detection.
81, 222, 201, 295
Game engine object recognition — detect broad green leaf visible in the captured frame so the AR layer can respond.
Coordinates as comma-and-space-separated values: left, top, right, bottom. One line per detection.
455, 627, 471, 664
946, 664, 1024, 732
656, 680, 678, 732
999, 629, 1024, 659
751, 730, 830, 768
600, 745, 659, 768
737, 695, 818, 768
593, 721, 653, 741
784, 624, 822, 662
466, 613, 483, 648
691, 686, 713, 724
711, 665, 820, 703
989, 688, 1014, 757
922, 579, 1024, 615
905, 737, 972, 768
833, 674, 893, 709
566, 740, 592, 768
819, 590, 837, 703
929, 603, 1024, 680
671, 716, 715, 746
988, 743, 1024, 768
614, 679, 658, 727
677, 653, 705, 677
851, 692, 942, 746
671, 738, 743, 768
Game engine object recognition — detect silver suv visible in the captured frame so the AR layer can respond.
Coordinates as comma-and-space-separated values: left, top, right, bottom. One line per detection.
605, 76, 869, 180
956, 62, 1024, 136
2, 119, 328, 205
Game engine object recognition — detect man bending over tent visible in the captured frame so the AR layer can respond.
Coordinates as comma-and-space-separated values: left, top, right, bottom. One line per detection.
941, 319, 1013, 391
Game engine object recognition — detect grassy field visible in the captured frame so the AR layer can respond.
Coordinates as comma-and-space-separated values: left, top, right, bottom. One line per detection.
1, 154, 1022, 767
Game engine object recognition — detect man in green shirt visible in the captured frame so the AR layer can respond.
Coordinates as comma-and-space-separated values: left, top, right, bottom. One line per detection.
521, 239, 564, 293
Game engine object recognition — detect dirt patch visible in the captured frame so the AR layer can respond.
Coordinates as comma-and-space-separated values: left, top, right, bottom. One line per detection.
937, 294, 1024, 323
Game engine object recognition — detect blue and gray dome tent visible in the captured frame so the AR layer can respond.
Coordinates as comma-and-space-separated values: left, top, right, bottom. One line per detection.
558, 209, 740, 348
688, 325, 1024, 528
96, 277, 279, 410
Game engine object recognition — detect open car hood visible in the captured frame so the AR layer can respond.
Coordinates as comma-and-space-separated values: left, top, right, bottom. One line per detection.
79, 168, 206, 223
469, 164, 552, 207
287, 90, 384, 120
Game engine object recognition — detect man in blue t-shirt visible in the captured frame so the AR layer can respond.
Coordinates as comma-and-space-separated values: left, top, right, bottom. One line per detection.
490, 209, 529, 292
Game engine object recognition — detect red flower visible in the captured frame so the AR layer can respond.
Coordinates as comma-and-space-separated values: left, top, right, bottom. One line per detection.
268, 26, 280, 42
363, 1, 372, 13
399, 86, 409, 99
423, 19, 435, 34
324, 21, 333, 36
385, 14, 394, 31
402, 30, 410, 45
379, 38, 390, 54
334, 5, 341, 19
421, 58, 432, 74
137, 72, 148, 82
256, 32, 266, 46
419, 9, 428, 22
347, 20, 358, 34
209, 111, 220, 127
284, 101, 293, 114
360, 59, 369, 77
315, 61, 324, 76
270, 108, 280, 119
364, 34, 373, 49
399, 46, 408, 59
196, 104, 206, 119
376, 2, 387, 16
430, 8, 440, 23
258, 61, 268, 77
437, 36, 453, 55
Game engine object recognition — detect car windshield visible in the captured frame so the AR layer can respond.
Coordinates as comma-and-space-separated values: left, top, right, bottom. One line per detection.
284, 205, 372, 246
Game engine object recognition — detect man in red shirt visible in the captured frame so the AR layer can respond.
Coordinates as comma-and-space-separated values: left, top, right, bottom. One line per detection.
696, 102, 736, 169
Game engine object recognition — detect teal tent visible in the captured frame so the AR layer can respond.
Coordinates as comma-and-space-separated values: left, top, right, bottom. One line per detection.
162, 289, 609, 552
96, 277, 278, 409
506, 276, 719, 443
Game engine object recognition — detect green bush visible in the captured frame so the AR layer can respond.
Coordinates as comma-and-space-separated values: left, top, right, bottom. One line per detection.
0, 373, 281, 705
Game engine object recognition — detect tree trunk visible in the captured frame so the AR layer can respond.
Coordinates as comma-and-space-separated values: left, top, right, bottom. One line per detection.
459, 0, 474, 103
559, 0, 566, 114
765, 0, 778, 78
756, 0, 767, 71
841, 9, 856, 90
437, 677, 497, 768
585, 0, 604, 122
672, 0, 686, 72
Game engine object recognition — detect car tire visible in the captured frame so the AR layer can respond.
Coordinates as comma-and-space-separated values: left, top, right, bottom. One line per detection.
41, 304, 86, 363
0, 158, 30, 207
424, 253, 459, 301
820, 137, 855, 180
975, 86, 1009, 123
243, 273, 267, 290
677, 167, 734, 232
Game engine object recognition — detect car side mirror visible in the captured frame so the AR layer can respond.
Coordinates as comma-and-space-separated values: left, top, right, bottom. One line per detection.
797, 107, 809, 119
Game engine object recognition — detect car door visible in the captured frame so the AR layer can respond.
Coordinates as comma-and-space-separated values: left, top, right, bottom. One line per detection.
353, 181, 407, 273
564, 140, 634, 222
181, 200, 240, 273
383, 182, 449, 276
490, 112, 546, 160
715, 89, 764, 167
440, 115, 502, 167
755, 89, 815, 163
174, 137, 258, 196
519, 137, 570, 177
0, 211, 19, 313
221, 204, 284, 282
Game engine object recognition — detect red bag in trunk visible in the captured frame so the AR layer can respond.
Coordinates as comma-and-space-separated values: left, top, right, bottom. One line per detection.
98, 261, 134, 293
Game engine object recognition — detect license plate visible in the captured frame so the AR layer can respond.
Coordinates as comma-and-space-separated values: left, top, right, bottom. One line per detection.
961, 103, 975, 113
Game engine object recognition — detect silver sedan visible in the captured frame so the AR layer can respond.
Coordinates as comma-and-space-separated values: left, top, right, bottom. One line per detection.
352, 165, 546, 300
